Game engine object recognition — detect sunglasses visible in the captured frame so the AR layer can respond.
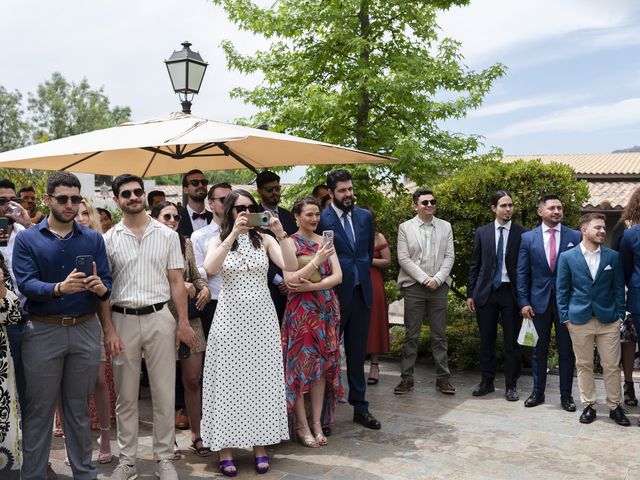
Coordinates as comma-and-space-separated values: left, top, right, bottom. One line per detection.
212, 196, 226, 203
162, 213, 181, 222
232, 204, 259, 213
119, 188, 145, 199
263, 185, 281, 193
421, 199, 436, 206
0, 197, 19, 206
50, 194, 83, 205
188, 179, 209, 187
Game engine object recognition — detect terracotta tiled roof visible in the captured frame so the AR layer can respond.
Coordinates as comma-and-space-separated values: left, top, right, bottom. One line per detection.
585, 181, 640, 210
503, 153, 640, 176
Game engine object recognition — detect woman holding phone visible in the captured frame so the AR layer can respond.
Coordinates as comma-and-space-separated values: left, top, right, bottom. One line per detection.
150, 201, 212, 458
280, 196, 343, 448
202, 189, 297, 476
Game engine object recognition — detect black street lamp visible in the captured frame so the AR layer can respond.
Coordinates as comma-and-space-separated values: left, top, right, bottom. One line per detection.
165, 41, 208, 114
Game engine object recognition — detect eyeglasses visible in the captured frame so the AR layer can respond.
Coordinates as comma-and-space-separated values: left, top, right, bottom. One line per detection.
421, 199, 436, 206
0, 197, 19, 205
212, 196, 226, 203
262, 185, 281, 193
162, 213, 181, 222
232, 204, 258, 213
188, 179, 208, 187
50, 195, 83, 205
119, 188, 145, 199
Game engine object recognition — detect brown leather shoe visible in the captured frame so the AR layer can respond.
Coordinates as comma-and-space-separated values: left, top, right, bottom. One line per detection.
436, 377, 456, 395
175, 408, 190, 430
394, 378, 414, 395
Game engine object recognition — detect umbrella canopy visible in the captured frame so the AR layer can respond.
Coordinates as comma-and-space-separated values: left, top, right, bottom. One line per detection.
0, 113, 394, 177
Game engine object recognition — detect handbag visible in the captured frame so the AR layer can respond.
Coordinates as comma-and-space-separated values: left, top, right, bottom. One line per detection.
187, 296, 201, 319
621, 313, 638, 343
517, 318, 539, 347
297, 255, 322, 283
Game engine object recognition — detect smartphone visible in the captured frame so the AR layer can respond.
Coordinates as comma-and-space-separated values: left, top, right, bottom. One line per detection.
75, 255, 94, 276
178, 342, 191, 359
322, 230, 334, 246
246, 212, 271, 227
0, 217, 7, 247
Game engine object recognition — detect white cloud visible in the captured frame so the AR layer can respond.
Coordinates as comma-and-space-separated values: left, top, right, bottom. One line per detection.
490, 98, 640, 138
469, 93, 589, 118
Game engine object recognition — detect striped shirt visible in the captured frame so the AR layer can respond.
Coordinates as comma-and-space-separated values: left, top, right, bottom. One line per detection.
104, 218, 183, 308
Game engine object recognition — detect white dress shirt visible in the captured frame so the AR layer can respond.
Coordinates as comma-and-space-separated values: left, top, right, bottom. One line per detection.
542, 223, 561, 267
495, 220, 511, 283
580, 242, 601, 280
187, 204, 208, 232
190, 221, 222, 300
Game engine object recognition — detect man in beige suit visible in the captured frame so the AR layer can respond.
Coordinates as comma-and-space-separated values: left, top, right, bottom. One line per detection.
395, 188, 455, 395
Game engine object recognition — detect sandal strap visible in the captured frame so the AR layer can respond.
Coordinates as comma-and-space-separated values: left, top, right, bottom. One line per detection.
219, 459, 236, 468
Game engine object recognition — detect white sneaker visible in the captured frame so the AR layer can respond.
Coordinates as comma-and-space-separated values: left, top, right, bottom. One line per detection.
155, 459, 179, 480
109, 463, 138, 480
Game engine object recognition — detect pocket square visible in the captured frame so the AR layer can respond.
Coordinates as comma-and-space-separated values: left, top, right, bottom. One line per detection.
604, 264, 612, 271
567, 242, 575, 247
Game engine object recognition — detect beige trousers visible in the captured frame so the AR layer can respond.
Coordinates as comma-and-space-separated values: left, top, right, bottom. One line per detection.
111, 306, 176, 463
567, 317, 621, 410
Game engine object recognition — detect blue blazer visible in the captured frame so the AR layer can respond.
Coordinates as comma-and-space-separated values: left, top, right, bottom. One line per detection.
620, 224, 640, 315
556, 245, 625, 324
318, 206, 374, 308
517, 224, 581, 314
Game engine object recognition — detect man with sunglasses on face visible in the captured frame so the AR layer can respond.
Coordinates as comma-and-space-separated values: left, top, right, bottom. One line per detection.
177, 169, 213, 238
395, 188, 456, 396
102, 174, 195, 480
13, 172, 112, 480
255, 171, 297, 322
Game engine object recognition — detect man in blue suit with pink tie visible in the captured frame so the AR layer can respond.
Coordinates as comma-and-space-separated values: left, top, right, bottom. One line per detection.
517, 194, 580, 411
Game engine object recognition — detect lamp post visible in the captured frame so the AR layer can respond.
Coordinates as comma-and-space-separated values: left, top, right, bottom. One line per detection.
165, 41, 208, 114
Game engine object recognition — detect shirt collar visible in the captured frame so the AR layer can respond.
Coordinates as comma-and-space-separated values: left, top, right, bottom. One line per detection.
114, 217, 161, 233
580, 242, 600, 255
542, 223, 561, 233
495, 220, 511, 231
331, 203, 350, 219
186, 204, 206, 216
38, 217, 84, 235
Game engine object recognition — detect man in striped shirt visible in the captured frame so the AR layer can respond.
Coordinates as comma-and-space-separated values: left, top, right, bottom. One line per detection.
102, 173, 195, 480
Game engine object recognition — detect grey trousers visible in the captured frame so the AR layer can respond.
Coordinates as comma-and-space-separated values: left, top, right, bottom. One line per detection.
401, 283, 450, 380
21, 317, 101, 480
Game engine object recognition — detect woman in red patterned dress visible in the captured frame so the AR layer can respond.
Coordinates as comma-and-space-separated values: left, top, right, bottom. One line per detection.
281, 196, 344, 448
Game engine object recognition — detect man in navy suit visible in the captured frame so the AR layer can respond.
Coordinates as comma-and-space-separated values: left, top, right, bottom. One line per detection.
517, 194, 580, 411
467, 191, 526, 401
318, 169, 381, 430
556, 213, 629, 426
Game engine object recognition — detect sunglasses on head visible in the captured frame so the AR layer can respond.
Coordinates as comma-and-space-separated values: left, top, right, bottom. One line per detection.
421, 199, 436, 206
0, 197, 19, 206
162, 213, 181, 222
119, 188, 144, 199
50, 194, 83, 205
263, 185, 281, 193
232, 204, 259, 213
188, 179, 208, 187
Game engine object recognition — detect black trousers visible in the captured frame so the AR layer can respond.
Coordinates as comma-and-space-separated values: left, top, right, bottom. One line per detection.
340, 285, 371, 415
475, 283, 521, 388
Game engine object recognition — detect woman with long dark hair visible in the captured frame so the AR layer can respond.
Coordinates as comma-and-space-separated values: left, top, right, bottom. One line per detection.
201, 189, 297, 477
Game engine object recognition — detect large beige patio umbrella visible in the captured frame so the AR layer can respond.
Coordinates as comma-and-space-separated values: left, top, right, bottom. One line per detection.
0, 112, 394, 176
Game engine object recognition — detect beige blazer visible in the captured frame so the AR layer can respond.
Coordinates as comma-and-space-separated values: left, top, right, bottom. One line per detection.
396, 215, 455, 288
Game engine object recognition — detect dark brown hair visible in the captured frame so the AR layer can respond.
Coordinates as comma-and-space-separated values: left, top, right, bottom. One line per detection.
219, 190, 262, 251
622, 187, 640, 226
579, 212, 606, 228
291, 196, 320, 216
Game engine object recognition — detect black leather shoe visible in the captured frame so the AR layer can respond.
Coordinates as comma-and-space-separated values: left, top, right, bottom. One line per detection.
353, 412, 381, 430
472, 381, 495, 397
524, 392, 545, 407
505, 388, 519, 402
322, 426, 332, 437
560, 395, 576, 412
579, 405, 597, 424
609, 406, 630, 426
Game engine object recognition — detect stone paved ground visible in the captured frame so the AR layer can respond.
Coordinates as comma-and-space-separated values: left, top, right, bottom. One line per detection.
49, 360, 640, 479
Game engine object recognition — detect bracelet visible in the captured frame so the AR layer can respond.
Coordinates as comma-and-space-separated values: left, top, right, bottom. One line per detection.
276, 232, 288, 241
54, 282, 62, 297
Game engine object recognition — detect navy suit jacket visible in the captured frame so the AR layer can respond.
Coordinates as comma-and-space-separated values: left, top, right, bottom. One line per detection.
517, 224, 581, 314
318, 205, 374, 308
620, 224, 640, 315
556, 245, 625, 324
177, 207, 213, 238
467, 222, 527, 307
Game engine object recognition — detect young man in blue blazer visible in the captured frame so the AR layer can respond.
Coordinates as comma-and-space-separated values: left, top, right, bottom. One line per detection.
556, 213, 628, 426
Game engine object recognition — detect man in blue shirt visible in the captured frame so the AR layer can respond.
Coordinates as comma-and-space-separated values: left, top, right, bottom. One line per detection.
13, 172, 112, 480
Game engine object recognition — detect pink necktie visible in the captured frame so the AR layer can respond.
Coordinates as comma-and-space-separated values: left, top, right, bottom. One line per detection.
548, 228, 557, 271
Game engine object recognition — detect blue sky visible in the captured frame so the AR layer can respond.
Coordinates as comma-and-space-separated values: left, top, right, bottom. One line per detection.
2, 0, 639, 164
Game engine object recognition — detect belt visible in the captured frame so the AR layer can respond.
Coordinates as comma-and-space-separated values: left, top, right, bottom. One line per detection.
112, 302, 166, 316
30, 313, 94, 326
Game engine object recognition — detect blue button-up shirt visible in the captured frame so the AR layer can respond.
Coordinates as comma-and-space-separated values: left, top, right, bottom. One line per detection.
12, 218, 112, 316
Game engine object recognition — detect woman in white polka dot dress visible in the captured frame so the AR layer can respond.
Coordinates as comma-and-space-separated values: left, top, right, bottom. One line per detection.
202, 189, 298, 477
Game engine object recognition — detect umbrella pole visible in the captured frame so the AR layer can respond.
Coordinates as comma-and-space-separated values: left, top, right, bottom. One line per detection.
215, 143, 258, 173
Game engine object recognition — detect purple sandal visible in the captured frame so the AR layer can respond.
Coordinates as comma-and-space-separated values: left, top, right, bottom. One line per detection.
219, 459, 237, 477
255, 456, 270, 474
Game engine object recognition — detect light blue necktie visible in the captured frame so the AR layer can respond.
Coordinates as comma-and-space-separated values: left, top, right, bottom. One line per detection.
343, 212, 355, 248
492, 226, 505, 290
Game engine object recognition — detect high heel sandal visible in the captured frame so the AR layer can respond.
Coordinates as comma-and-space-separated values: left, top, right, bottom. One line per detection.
311, 422, 328, 446
367, 362, 380, 385
219, 459, 238, 477
97, 431, 113, 464
254, 455, 270, 474
295, 426, 319, 448
624, 381, 638, 406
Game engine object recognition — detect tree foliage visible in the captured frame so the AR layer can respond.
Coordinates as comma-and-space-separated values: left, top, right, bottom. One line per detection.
212, 0, 506, 194
0, 86, 29, 153
153, 168, 255, 186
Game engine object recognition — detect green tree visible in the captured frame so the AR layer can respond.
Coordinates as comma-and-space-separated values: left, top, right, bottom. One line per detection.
27, 72, 131, 143
153, 168, 255, 186
213, 0, 505, 195
0, 85, 29, 152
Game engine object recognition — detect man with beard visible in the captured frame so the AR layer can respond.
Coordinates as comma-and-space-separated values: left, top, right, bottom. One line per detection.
18, 186, 45, 224
177, 169, 212, 238
517, 194, 580, 411
395, 189, 456, 396
13, 172, 112, 480
256, 170, 296, 322
102, 173, 195, 480
317, 169, 381, 430
556, 213, 629, 426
